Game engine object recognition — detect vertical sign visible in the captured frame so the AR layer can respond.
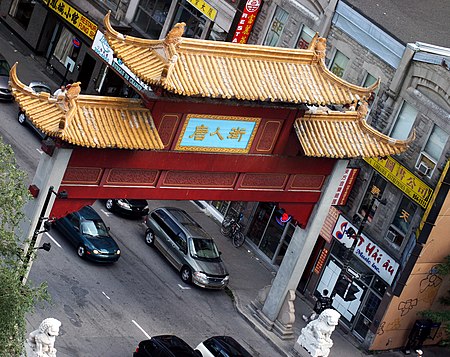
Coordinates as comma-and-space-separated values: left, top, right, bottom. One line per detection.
232, 0, 262, 43
331, 168, 359, 206
314, 248, 329, 274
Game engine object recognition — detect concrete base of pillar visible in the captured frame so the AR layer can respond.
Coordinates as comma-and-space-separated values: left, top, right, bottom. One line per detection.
249, 301, 295, 339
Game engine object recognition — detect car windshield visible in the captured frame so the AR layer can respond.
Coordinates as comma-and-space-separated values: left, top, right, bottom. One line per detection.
0, 59, 10, 76
31, 85, 51, 94
190, 238, 220, 259
81, 220, 109, 237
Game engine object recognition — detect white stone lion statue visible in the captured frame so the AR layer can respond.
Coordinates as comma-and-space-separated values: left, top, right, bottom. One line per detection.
295, 308, 341, 357
27, 318, 61, 357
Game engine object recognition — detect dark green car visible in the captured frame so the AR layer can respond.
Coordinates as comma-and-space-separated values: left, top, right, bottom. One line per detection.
54, 206, 121, 263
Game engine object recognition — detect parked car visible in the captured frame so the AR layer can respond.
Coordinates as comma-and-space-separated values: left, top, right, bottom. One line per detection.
133, 335, 201, 357
144, 207, 229, 289
0, 53, 13, 101
195, 336, 252, 357
105, 198, 149, 218
54, 205, 121, 263
18, 81, 52, 138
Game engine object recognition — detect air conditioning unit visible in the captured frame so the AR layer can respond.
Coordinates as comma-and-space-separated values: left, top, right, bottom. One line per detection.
417, 161, 431, 176
386, 230, 397, 242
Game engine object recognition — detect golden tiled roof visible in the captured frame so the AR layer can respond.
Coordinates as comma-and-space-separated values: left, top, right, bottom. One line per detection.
294, 109, 414, 158
103, 13, 378, 106
10, 64, 163, 150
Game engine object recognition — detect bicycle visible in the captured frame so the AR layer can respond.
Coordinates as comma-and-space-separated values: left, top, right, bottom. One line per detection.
221, 213, 245, 247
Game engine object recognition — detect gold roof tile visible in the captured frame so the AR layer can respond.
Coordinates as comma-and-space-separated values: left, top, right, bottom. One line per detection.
294, 109, 414, 158
103, 13, 378, 105
10, 64, 163, 150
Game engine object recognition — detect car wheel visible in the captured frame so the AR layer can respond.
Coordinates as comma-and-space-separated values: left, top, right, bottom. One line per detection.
18, 112, 27, 125
180, 266, 192, 284
105, 199, 114, 211
77, 245, 86, 258
145, 229, 155, 247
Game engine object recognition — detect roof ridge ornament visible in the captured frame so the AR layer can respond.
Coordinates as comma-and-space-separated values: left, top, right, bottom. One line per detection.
164, 22, 186, 46
309, 34, 327, 63
58, 82, 81, 130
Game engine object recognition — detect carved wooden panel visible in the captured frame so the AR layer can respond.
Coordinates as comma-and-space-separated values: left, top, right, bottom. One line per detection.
239, 173, 288, 189
106, 169, 159, 186
288, 174, 325, 190
62, 167, 103, 184
158, 114, 180, 148
162, 171, 237, 188
255, 120, 282, 153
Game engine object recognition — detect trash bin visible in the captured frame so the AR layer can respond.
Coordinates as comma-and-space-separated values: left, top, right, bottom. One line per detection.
403, 319, 441, 354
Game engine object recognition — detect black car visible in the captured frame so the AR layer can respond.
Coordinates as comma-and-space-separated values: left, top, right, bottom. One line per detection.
54, 205, 121, 263
0, 53, 13, 101
134, 335, 201, 357
105, 198, 149, 217
195, 336, 252, 357
18, 81, 52, 138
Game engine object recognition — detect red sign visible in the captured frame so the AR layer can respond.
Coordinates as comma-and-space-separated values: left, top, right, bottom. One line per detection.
232, 0, 261, 44
331, 168, 359, 206
314, 248, 329, 275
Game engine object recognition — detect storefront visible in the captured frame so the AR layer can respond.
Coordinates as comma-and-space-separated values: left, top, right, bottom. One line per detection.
207, 200, 297, 266
312, 214, 400, 341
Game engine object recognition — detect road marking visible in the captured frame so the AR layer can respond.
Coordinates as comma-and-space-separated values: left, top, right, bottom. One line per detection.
36, 148, 43, 154
45, 232, 61, 248
100, 209, 112, 216
132, 320, 151, 339
178, 284, 191, 290
102, 291, 111, 300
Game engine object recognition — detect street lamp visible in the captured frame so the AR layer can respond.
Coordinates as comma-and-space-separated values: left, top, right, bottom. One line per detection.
21, 186, 68, 283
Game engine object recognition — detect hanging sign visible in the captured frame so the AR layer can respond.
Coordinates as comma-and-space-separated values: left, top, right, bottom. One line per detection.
332, 215, 400, 285
232, 0, 262, 43
72, 38, 81, 48
186, 0, 217, 21
331, 168, 359, 206
91, 31, 149, 92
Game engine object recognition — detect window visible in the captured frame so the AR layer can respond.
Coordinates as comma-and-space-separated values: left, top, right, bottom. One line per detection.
424, 125, 448, 161
329, 50, 349, 78
134, 0, 172, 38
296, 25, 315, 49
362, 73, 379, 108
53, 27, 76, 64
357, 173, 387, 223
263, 7, 289, 47
416, 125, 449, 177
391, 196, 416, 235
390, 101, 417, 140
171, 0, 207, 39
9, 0, 35, 29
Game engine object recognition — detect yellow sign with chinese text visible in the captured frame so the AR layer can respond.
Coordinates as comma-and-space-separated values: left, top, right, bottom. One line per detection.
44, 0, 98, 39
364, 156, 433, 209
186, 0, 217, 21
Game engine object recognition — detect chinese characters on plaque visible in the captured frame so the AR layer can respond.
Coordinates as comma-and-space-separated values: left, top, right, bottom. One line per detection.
176, 115, 260, 153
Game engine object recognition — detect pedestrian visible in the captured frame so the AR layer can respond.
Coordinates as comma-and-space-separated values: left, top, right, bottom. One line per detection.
53, 85, 66, 98
302, 289, 333, 323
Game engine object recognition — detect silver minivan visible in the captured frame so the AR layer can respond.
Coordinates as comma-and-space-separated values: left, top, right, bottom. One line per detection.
144, 207, 229, 289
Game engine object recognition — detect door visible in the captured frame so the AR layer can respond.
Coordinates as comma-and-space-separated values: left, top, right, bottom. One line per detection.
77, 53, 96, 91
